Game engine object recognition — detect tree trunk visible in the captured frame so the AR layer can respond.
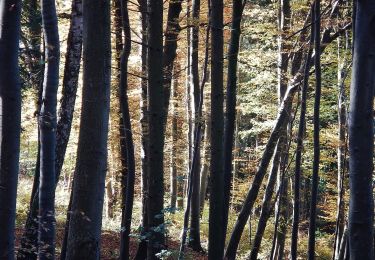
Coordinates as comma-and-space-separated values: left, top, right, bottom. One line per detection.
38, 0, 60, 257
0, 1, 22, 258
222, 0, 245, 241
199, 112, 211, 214
308, 2, 322, 258
65, 0, 111, 257
134, 0, 149, 258
170, 68, 179, 211
348, 1, 375, 259
119, 1, 136, 259
208, 0, 225, 258
146, 0, 165, 258
55, 0, 83, 179
249, 144, 281, 260
290, 22, 314, 260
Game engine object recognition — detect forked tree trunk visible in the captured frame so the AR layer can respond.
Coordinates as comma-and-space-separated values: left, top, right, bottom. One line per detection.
0, 1, 22, 259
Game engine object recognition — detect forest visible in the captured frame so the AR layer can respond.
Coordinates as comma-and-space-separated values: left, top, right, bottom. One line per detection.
0, 0, 374, 259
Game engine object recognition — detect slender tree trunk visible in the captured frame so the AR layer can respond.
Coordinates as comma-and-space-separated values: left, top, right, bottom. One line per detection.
55, 0, 83, 179
65, 0, 111, 257
348, 1, 375, 259
170, 69, 179, 211
187, 0, 203, 250
308, 1, 321, 258
290, 23, 314, 260
163, 0, 183, 116
199, 112, 211, 214
0, 1, 22, 259
222, 0, 246, 241
38, 0, 60, 257
333, 34, 348, 260
146, 0, 165, 258
134, 0, 149, 258
249, 145, 281, 260
118, 1, 136, 259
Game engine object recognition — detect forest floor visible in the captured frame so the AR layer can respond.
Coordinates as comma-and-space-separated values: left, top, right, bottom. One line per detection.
14, 227, 208, 260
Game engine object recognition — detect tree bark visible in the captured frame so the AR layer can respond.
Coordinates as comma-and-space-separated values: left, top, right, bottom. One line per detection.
65, 0, 111, 257
38, 0, 60, 257
348, 1, 375, 259
119, 1, 136, 259
308, 1, 322, 258
0, 1, 22, 259
249, 144, 281, 260
146, 0, 165, 258
208, 0, 225, 258
222, 0, 246, 241
290, 22, 314, 260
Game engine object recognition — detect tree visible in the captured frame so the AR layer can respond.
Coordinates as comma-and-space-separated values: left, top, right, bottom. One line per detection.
118, 0, 136, 259
290, 13, 314, 259
0, 1, 22, 258
348, 1, 375, 259
208, 0, 225, 258
38, 0, 60, 258
65, 0, 111, 257
308, 1, 321, 258
146, 0, 165, 258
222, 0, 246, 241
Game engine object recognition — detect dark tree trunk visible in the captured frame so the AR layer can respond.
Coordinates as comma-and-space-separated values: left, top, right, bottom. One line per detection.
224, 85, 296, 260
38, 0, 60, 257
65, 0, 111, 257
20, 2, 82, 258
222, 0, 245, 241
163, 0, 183, 115
170, 66, 179, 211
55, 0, 83, 179
249, 145, 281, 260
119, 1, 136, 259
199, 112, 211, 214
134, 0, 148, 257
308, 1, 321, 258
188, 0, 203, 250
208, 0, 225, 258
290, 22, 314, 260
348, 1, 375, 259
146, 0, 165, 258
0, 1, 22, 259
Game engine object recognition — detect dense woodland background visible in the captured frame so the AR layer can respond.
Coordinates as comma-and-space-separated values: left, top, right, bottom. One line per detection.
0, 0, 375, 259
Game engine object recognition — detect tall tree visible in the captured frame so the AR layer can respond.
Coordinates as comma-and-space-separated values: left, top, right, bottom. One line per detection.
38, 0, 60, 257
290, 16, 314, 260
65, 0, 111, 257
119, 0, 136, 259
146, 0, 165, 258
188, 0, 202, 251
308, 1, 321, 258
134, 0, 149, 258
208, 0, 225, 258
222, 0, 246, 241
348, 1, 375, 259
0, 1, 22, 258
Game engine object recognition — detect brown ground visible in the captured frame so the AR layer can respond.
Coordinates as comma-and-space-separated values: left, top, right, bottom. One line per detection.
15, 228, 208, 260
